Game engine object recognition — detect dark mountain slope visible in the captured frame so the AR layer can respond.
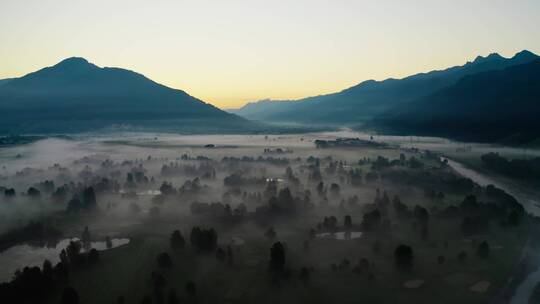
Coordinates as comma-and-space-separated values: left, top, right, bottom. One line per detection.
371, 59, 540, 143
0, 58, 254, 134
233, 50, 538, 124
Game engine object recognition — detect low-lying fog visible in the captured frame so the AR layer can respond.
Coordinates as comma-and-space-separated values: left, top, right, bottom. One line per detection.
1, 130, 539, 304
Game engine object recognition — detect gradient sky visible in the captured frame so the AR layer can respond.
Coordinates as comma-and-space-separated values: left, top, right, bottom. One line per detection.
1, 0, 539, 108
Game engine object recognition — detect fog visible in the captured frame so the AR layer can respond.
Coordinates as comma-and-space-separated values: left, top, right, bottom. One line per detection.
1, 131, 539, 304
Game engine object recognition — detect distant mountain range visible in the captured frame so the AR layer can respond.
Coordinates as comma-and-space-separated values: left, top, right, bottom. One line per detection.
231, 50, 540, 143
2, 52, 539, 142
371, 58, 540, 143
232, 51, 538, 120
0, 58, 256, 134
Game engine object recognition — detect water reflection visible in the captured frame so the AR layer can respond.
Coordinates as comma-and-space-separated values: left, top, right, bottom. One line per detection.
0, 238, 130, 282
316, 231, 362, 240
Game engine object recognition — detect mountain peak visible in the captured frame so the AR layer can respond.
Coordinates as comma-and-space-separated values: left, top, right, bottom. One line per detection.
512, 50, 538, 61
53, 57, 97, 70
472, 53, 504, 64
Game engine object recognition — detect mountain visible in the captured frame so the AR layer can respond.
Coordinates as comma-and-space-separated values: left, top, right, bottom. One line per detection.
370, 59, 540, 143
0, 58, 255, 134
233, 50, 539, 125
0, 78, 13, 87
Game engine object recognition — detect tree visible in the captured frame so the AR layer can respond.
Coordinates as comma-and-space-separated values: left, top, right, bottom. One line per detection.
185, 281, 197, 298
190, 227, 218, 252
170, 230, 185, 251
168, 289, 179, 304
4, 188, 16, 198
413, 205, 429, 224
458, 251, 468, 262
157, 252, 173, 268
42, 259, 53, 279
66, 197, 82, 213
437, 255, 445, 265
508, 210, 521, 226
88, 248, 100, 263
81, 226, 91, 250
300, 267, 310, 281
27, 187, 41, 198
82, 187, 97, 210
329, 183, 340, 197
477, 241, 490, 259
343, 215, 353, 230
216, 247, 226, 262
106, 236, 113, 249
227, 245, 234, 266
61, 287, 79, 304
362, 209, 381, 230
394, 244, 413, 268
265, 227, 277, 240
66, 241, 82, 264
269, 242, 285, 272
393, 195, 409, 218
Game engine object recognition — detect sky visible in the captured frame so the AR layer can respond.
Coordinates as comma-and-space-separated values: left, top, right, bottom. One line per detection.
1, 0, 539, 109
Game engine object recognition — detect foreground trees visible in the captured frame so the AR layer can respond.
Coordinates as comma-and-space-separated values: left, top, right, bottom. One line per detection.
269, 242, 286, 272
170, 230, 185, 251
394, 244, 413, 268
190, 227, 217, 252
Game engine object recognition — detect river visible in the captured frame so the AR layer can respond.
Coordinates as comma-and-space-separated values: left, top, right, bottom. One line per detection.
443, 157, 540, 304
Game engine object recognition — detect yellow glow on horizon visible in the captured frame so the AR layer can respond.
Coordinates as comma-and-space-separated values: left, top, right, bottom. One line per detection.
1, 0, 540, 109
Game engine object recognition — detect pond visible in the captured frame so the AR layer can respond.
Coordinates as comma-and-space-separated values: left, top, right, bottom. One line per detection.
316, 231, 362, 240
0, 237, 130, 282
230, 236, 245, 246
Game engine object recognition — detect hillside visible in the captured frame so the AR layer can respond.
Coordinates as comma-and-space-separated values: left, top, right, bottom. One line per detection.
232, 50, 538, 125
371, 59, 540, 143
0, 58, 255, 134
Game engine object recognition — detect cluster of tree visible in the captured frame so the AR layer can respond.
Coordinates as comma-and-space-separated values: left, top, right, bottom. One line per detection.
0, 238, 100, 304
144, 271, 196, 304
437, 192, 524, 236
125, 166, 151, 188
324, 161, 348, 176
378, 166, 475, 194
223, 172, 266, 187
66, 187, 98, 213
221, 156, 290, 166
314, 138, 386, 149
361, 209, 382, 231
190, 201, 247, 220
161, 162, 216, 179
255, 187, 313, 219
3, 187, 16, 198
314, 215, 353, 231
179, 153, 212, 161
170, 230, 185, 250
394, 244, 414, 268
262, 147, 291, 154
190, 227, 218, 252
178, 178, 205, 196
348, 169, 363, 186
284, 167, 301, 187
0, 221, 62, 252
269, 242, 286, 273
215, 245, 234, 266
424, 188, 445, 200
481, 152, 540, 179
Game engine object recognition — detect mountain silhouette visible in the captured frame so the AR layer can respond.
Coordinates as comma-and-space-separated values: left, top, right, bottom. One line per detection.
0, 57, 254, 134
232, 50, 539, 125
371, 59, 540, 143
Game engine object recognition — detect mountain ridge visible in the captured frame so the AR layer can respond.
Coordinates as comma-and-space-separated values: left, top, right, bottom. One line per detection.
232, 50, 539, 124
370, 58, 540, 143
0, 57, 255, 134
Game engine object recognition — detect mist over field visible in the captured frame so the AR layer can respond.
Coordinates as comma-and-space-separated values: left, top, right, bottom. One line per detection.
2, 1, 540, 303
0, 131, 539, 304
